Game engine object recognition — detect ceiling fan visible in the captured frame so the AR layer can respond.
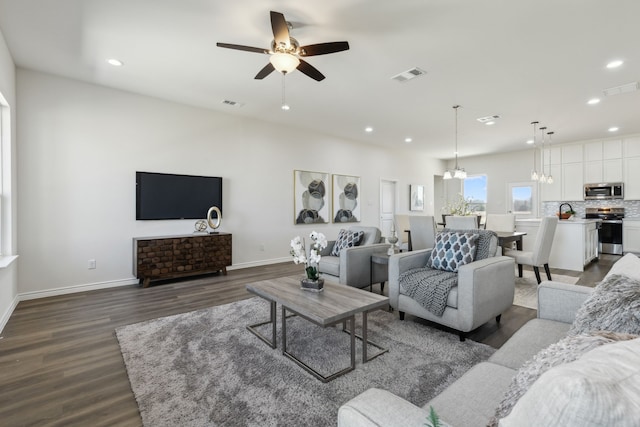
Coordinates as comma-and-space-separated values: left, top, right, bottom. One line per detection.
216, 11, 349, 81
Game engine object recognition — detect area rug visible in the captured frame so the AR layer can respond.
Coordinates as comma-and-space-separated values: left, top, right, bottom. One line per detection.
514, 270, 580, 309
115, 297, 496, 426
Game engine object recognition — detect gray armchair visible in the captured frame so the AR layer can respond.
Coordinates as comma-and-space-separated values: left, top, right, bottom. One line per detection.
388, 229, 515, 340
318, 226, 390, 289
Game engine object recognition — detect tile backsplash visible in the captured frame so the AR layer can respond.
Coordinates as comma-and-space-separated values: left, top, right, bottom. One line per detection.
542, 200, 640, 218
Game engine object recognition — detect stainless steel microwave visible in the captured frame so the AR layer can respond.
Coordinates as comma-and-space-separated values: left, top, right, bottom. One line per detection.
584, 182, 624, 200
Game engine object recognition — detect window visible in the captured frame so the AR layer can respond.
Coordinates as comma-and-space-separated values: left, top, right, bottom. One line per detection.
508, 182, 537, 217
463, 175, 487, 215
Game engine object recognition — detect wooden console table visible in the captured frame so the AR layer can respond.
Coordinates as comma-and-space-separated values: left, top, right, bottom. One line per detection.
133, 233, 232, 288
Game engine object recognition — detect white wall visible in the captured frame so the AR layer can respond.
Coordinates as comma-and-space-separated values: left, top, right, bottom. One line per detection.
0, 28, 18, 332
16, 69, 445, 296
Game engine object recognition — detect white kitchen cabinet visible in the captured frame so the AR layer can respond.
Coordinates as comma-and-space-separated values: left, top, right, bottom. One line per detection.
541, 164, 562, 201
623, 220, 640, 254
584, 161, 602, 183
584, 141, 603, 162
623, 136, 640, 157
603, 159, 623, 182
562, 144, 583, 163
583, 140, 622, 183
562, 162, 583, 201
624, 157, 640, 200
603, 140, 622, 159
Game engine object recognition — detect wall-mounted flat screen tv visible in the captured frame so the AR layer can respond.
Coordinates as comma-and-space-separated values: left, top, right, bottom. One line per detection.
136, 171, 222, 220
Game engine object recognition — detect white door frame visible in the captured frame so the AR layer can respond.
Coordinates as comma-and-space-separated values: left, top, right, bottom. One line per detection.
379, 178, 398, 238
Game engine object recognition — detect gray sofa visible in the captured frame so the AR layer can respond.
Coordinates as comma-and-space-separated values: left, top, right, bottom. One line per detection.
317, 226, 390, 289
388, 230, 515, 340
338, 251, 640, 426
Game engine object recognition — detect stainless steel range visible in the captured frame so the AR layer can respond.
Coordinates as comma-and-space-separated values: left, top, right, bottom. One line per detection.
584, 207, 624, 255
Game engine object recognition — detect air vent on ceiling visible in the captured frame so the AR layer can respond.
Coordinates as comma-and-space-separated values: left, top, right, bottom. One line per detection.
603, 82, 639, 97
221, 99, 244, 107
391, 67, 427, 83
476, 115, 501, 123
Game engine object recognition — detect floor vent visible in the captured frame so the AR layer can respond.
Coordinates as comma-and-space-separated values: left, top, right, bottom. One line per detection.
391, 67, 427, 83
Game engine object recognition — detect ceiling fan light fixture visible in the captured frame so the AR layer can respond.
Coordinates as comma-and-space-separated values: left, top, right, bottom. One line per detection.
443, 170, 453, 180
270, 52, 300, 74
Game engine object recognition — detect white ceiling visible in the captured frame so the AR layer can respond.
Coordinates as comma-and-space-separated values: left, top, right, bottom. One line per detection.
1, 0, 639, 159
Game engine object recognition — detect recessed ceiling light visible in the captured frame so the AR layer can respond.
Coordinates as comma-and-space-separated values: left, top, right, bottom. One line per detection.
281, 104, 290, 111
404, 137, 413, 143
485, 121, 495, 126
106, 58, 123, 67
526, 139, 534, 145
587, 98, 600, 105
608, 127, 619, 132
365, 127, 373, 133
606, 60, 623, 69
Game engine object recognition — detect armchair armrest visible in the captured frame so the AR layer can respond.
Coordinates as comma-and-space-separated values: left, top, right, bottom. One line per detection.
388, 249, 431, 309
338, 388, 451, 427
537, 281, 593, 323
457, 256, 515, 331
339, 243, 390, 288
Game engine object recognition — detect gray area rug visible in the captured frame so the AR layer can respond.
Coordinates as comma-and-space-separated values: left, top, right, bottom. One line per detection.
514, 270, 579, 309
116, 297, 496, 426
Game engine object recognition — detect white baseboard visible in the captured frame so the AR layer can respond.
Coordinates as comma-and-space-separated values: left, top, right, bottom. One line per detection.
0, 294, 20, 335
18, 277, 139, 301
227, 257, 290, 270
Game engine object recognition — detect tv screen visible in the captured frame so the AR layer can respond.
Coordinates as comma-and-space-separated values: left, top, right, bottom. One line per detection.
136, 172, 223, 220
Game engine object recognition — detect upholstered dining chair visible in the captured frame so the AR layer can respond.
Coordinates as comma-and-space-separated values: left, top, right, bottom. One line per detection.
394, 214, 410, 252
485, 213, 516, 232
445, 216, 478, 229
408, 215, 436, 250
504, 216, 558, 283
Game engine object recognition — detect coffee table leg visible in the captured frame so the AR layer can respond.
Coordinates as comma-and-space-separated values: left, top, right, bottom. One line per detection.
246, 300, 277, 349
361, 310, 388, 363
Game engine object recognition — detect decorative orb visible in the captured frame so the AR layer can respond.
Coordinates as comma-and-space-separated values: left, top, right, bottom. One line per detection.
195, 220, 208, 232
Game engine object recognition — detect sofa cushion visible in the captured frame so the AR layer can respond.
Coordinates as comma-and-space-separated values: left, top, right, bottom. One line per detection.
429, 231, 479, 273
499, 337, 640, 427
489, 319, 570, 370
426, 362, 515, 427
568, 273, 640, 336
330, 229, 364, 256
318, 255, 340, 276
490, 331, 637, 426
442, 228, 498, 260
604, 252, 640, 282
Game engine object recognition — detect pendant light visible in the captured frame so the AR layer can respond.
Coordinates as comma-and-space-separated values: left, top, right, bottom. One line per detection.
538, 126, 547, 183
443, 105, 466, 180
546, 131, 555, 184
530, 121, 539, 181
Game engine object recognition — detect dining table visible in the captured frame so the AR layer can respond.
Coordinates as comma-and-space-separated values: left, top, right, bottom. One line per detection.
495, 231, 527, 250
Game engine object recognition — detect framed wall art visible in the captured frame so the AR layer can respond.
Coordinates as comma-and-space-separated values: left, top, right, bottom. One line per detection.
410, 184, 424, 211
332, 174, 360, 223
293, 170, 329, 224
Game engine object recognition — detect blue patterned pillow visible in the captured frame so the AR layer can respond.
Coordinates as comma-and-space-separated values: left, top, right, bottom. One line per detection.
330, 229, 365, 256
429, 231, 479, 272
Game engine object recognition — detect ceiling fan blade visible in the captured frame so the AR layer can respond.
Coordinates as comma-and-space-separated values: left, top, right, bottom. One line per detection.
270, 11, 290, 49
299, 41, 350, 57
216, 42, 269, 54
297, 59, 325, 81
254, 63, 275, 79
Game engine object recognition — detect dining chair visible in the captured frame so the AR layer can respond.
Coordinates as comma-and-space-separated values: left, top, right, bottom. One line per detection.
504, 216, 558, 283
394, 214, 410, 251
444, 215, 478, 229
408, 215, 436, 250
485, 213, 516, 232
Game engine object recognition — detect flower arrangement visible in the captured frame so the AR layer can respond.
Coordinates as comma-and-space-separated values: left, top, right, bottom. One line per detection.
290, 231, 328, 281
442, 193, 472, 216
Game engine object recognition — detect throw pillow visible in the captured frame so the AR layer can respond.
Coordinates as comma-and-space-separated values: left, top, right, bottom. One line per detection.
488, 331, 638, 427
499, 337, 640, 427
568, 273, 640, 336
330, 229, 364, 256
604, 252, 640, 282
429, 231, 479, 273
442, 228, 497, 260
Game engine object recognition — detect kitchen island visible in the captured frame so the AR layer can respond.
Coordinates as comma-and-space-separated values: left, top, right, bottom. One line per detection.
515, 218, 600, 272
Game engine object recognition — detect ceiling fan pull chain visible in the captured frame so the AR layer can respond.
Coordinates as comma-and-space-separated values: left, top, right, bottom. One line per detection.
281, 74, 290, 110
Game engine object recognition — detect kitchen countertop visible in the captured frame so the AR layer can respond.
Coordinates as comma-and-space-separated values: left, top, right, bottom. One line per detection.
515, 218, 601, 224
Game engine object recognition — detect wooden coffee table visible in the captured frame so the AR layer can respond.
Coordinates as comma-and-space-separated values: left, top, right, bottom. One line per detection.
246, 276, 389, 382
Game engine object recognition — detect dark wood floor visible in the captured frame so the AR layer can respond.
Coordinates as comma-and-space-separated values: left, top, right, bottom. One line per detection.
0, 255, 618, 426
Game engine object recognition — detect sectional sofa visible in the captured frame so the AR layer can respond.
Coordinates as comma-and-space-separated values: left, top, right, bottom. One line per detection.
338, 253, 640, 427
